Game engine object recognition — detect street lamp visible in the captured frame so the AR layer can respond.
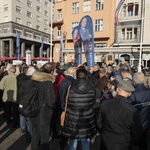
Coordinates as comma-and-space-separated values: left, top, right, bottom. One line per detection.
49, 0, 53, 62
138, 0, 145, 72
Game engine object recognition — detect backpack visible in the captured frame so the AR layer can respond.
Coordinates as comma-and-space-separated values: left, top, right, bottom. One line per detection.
18, 80, 42, 118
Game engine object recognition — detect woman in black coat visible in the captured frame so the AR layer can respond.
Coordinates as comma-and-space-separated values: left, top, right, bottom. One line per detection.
62, 68, 96, 150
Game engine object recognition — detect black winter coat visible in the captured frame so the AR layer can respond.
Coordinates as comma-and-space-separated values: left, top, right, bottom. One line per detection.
17, 73, 28, 103
62, 78, 97, 139
29, 71, 55, 126
97, 95, 143, 150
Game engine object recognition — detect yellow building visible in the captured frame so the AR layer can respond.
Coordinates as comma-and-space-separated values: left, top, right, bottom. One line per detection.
51, 0, 116, 63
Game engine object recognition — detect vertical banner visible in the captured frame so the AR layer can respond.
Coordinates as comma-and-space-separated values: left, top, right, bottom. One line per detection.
79, 15, 94, 70
60, 33, 64, 62
16, 31, 20, 60
72, 26, 82, 66
41, 35, 44, 60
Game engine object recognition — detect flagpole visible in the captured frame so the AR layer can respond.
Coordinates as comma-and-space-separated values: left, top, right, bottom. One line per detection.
138, 0, 145, 72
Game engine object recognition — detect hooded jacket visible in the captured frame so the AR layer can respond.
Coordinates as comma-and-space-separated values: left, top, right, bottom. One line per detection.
30, 71, 55, 125
62, 78, 96, 139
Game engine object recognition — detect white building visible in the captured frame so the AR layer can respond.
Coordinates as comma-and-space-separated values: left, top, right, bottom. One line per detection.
0, 0, 53, 59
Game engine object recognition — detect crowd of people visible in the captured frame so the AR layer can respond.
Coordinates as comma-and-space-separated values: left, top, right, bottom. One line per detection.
0, 58, 150, 150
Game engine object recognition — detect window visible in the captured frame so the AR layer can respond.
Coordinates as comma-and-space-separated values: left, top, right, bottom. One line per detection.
27, 0, 32, 7
27, 22, 32, 28
45, 1, 49, 7
25, 32, 32, 38
44, 19, 48, 25
37, 6, 41, 12
16, 17, 21, 24
134, 28, 137, 39
36, 25, 40, 31
135, 3, 139, 16
57, 26, 61, 37
4, 16, 8, 22
95, 19, 103, 31
27, 11, 32, 18
14, 29, 22, 35
36, 16, 41, 22
122, 28, 125, 40
72, 2, 79, 14
96, 0, 104, 10
94, 43, 106, 48
4, 4, 8, 11
17, 0, 22, 2
35, 34, 41, 40
83, 0, 91, 12
72, 22, 79, 30
128, 3, 134, 16
3, 27, 9, 33
122, 5, 126, 17
126, 28, 132, 40
16, 6, 21, 13
37, 0, 41, 2
45, 10, 48, 16
58, 9, 62, 21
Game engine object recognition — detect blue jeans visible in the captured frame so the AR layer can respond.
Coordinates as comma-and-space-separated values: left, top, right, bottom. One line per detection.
20, 114, 26, 129
26, 118, 32, 143
69, 139, 90, 150
20, 115, 32, 143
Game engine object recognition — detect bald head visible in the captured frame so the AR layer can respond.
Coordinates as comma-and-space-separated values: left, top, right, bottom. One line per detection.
133, 72, 146, 84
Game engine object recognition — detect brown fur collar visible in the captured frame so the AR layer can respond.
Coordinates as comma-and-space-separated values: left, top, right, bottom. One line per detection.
31, 71, 55, 83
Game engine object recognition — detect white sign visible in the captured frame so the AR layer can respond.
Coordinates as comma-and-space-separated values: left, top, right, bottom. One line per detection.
26, 53, 31, 66
37, 61, 48, 66
13, 60, 23, 65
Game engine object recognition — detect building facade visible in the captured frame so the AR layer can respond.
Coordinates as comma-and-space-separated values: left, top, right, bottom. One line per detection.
51, 0, 116, 63
52, 0, 150, 68
0, 0, 52, 60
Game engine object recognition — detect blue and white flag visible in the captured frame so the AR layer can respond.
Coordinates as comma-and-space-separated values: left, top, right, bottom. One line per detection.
16, 31, 20, 60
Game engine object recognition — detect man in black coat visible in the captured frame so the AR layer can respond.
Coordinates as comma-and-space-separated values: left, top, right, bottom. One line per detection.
97, 80, 143, 150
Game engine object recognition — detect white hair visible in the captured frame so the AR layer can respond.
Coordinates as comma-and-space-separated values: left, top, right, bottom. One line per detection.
133, 72, 146, 84
27, 66, 36, 76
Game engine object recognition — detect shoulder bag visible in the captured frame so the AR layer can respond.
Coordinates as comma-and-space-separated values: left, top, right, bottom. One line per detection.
60, 85, 71, 127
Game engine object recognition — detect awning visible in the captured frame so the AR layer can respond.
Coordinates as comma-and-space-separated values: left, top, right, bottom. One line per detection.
0, 56, 10, 61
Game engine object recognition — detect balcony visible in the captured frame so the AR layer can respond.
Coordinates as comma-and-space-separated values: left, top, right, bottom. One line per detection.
119, 14, 141, 23
115, 38, 140, 44
49, 18, 63, 28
